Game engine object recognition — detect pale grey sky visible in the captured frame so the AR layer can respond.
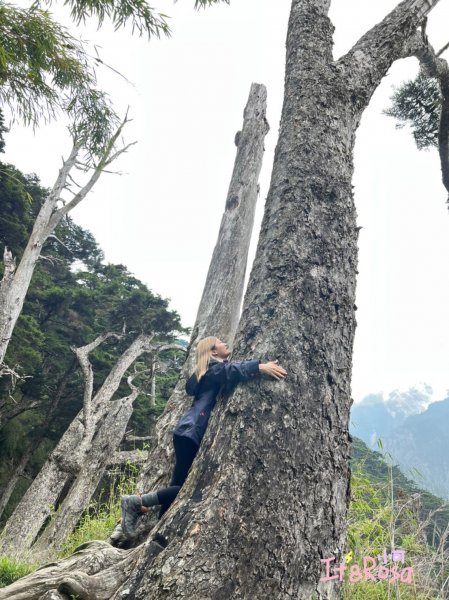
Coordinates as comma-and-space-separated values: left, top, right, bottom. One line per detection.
4, 0, 449, 403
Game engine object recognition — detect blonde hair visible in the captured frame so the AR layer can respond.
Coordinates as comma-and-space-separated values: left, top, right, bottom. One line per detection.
194, 336, 218, 382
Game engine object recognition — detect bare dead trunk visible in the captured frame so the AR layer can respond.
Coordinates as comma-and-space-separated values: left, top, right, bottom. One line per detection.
32, 396, 136, 559
136, 83, 269, 505
0, 450, 31, 520
0, 334, 158, 560
150, 359, 156, 407
0, 358, 77, 519
0, 247, 16, 372
0, 457, 73, 560
0, 115, 132, 386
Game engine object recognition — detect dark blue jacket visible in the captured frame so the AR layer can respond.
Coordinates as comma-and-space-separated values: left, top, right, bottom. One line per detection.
173, 358, 260, 447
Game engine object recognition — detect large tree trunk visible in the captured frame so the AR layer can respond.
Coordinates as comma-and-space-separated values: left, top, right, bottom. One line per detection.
135, 82, 269, 500
1, 0, 443, 596
109, 0, 442, 598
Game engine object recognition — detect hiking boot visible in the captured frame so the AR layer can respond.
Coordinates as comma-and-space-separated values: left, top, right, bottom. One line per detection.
121, 495, 143, 538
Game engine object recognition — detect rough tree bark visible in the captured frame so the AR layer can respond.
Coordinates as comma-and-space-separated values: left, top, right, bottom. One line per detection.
0, 114, 134, 390
0, 334, 177, 560
1, 0, 444, 595
110, 0, 442, 598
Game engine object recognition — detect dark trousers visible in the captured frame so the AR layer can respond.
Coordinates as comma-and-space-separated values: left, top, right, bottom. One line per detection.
156, 434, 199, 518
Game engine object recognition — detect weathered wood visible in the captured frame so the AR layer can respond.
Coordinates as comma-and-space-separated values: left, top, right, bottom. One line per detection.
135, 82, 269, 508
32, 397, 136, 560
0, 541, 138, 600
0, 115, 132, 387
0, 358, 77, 518
0, 335, 163, 559
0, 450, 32, 520
0, 247, 16, 373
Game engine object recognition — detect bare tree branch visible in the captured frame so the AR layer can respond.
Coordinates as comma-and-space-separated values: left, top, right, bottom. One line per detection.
73, 332, 122, 432
47, 112, 134, 230
94, 333, 154, 405
103, 141, 137, 167
37, 254, 65, 265
47, 234, 74, 255
437, 40, 449, 57
124, 433, 153, 442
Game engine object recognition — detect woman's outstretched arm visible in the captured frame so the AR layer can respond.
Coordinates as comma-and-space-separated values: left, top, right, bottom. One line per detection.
218, 358, 287, 392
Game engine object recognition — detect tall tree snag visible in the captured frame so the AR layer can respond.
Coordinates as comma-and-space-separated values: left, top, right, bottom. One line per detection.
135, 82, 269, 506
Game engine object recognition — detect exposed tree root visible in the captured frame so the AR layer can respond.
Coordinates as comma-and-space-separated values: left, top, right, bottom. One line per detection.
0, 541, 142, 600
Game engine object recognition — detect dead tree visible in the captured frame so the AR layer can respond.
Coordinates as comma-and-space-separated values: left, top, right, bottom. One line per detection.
132, 82, 269, 531
3, 0, 446, 592
0, 333, 180, 560
0, 113, 134, 399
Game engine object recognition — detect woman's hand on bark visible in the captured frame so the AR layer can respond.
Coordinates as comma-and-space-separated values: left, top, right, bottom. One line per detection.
259, 360, 287, 380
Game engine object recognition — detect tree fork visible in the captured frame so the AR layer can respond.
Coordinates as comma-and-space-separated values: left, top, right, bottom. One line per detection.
2, 0, 445, 591
111, 0, 445, 598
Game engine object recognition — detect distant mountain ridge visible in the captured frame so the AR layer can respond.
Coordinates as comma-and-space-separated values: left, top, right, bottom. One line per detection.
350, 385, 449, 500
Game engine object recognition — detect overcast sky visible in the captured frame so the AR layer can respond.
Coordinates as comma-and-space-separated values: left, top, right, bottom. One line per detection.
3, 0, 449, 404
